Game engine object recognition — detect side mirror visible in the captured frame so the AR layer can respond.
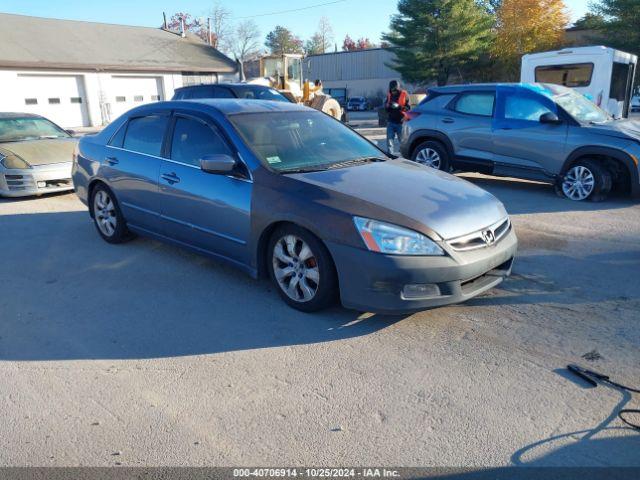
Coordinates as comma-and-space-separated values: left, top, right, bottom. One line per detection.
200, 154, 237, 174
539, 112, 562, 125
65, 129, 77, 136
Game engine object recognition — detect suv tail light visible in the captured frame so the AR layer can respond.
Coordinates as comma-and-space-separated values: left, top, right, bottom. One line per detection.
404, 111, 422, 122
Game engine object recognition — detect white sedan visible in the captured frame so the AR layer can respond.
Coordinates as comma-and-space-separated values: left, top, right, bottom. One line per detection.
0, 113, 77, 197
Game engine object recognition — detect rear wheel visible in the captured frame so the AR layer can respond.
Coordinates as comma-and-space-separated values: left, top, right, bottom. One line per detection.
558, 159, 612, 201
268, 225, 337, 312
412, 140, 450, 171
90, 184, 133, 243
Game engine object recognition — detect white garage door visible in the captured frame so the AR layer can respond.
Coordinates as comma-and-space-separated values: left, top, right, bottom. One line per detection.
19, 74, 89, 128
109, 76, 163, 120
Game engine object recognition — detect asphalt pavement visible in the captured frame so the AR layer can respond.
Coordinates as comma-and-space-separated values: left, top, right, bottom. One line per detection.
0, 136, 639, 467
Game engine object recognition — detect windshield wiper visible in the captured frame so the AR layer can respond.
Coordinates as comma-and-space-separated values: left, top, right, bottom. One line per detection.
279, 157, 386, 174
279, 166, 332, 174
325, 156, 387, 170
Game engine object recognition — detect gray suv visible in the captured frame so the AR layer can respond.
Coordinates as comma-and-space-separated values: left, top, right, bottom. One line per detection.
400, 83, 640, 201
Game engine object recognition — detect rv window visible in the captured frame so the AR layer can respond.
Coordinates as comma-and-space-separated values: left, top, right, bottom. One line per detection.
609, 62, 632, 102
534, 63, 593, 88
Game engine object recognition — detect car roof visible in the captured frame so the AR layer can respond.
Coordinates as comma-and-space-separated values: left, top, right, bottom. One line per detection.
428, 82, 567, 95
0, 112, 45, 119
160, 98, 309, 115
175, 83, 272, 91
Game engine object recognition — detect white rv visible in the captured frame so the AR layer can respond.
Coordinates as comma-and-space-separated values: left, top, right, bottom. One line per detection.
521, 46, 637, 118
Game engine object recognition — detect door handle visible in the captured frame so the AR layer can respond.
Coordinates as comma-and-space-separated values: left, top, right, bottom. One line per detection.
442, 118, 455, 124
105, 156, 119, 165
161, 172, 180, 185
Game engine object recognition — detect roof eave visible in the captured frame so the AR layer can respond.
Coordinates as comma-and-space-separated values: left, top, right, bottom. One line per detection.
0, 61, 237, 73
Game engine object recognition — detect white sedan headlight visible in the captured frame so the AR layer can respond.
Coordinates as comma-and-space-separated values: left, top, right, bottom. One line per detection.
354, 217, 444, 256
0, 153, 31, 170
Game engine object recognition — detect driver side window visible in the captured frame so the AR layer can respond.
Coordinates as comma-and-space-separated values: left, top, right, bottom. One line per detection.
504, 94, 553, 122
170, 117, 231, 167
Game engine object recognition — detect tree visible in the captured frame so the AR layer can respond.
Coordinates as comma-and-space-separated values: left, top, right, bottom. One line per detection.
305, 34, 325, 55
315, 17, 334, 54
167, 12, 202, 36
230, 20, 262, 80
493, 0, 569, 80
208, 2, 232, 52
342, 35, 357, 51
592, 0, 640, 57
383, 0, 495, 86
573, 12, 606, 30
356, 37, 374, 50
265, 26, 304, 54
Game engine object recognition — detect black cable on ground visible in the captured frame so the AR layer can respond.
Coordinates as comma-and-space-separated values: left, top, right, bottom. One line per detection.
567, 364, 640, 431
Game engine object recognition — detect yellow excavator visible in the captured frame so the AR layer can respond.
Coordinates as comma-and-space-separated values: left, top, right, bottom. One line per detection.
247, 54, 344, 121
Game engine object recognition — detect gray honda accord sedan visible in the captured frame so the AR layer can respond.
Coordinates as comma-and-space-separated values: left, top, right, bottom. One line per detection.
73, 100, 517, 314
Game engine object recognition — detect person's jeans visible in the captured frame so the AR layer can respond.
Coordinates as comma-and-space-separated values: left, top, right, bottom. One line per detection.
386, 121, 403, 153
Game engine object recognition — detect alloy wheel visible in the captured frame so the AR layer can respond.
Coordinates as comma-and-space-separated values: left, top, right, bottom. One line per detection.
94, 190, 117, 236
272, 235, 320, 303
562, 165, 595, 201
415, 148, 442, 169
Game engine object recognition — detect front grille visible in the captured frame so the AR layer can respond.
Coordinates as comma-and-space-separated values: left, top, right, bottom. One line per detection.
448, 217, 511, 252
3, 174, 35, 192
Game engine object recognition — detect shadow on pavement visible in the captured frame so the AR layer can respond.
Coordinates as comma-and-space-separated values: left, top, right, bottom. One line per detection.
508, 367, 640, 468
0, 211, 404, 361
458, 174, 637, 215
464, 251, 640, 307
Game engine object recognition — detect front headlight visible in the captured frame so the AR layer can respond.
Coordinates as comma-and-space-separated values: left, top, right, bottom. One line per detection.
354, 217, 444, 256
0, 153, 31, 170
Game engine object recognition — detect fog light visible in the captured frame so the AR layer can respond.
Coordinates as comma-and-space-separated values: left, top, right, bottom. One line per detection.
37, 181, 46, 188
402, 283, 441, 299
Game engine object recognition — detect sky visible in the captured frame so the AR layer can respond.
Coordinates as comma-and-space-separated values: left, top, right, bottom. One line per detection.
1, 0, 590, 51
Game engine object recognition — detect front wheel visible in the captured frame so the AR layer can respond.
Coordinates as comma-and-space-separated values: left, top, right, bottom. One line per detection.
557, 159, 612, 201
411, 140, 450, 171
268, 225, 337, 312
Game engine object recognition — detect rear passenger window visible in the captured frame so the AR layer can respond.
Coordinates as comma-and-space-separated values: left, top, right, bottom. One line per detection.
187, 87, 216, 99
453, 93, 495, 117
108, 122, 127, 148
170, 117, 231, 167
123, 115, 168, 157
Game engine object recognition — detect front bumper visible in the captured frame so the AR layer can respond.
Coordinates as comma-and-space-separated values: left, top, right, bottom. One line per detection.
327, 229, 517, 315
0, 162, 73, 197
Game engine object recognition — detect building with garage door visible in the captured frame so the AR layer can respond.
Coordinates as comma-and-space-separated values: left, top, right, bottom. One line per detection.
0, 13, 238, 128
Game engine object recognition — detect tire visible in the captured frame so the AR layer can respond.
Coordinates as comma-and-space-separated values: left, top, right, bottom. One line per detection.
411, 140, 450, 171
557, 158, 612, 202
90, 183, 133, 243
267, 225, 338, 312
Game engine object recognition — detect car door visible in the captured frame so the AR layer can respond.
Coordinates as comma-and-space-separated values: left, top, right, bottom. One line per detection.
158, 112, 252, 265
492, 86, 568, 178
442, 91, 495, 170
102, 112, 169, 232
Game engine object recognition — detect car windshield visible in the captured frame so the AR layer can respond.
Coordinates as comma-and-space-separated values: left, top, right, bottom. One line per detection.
0, 117, 69, 143
230, 111, 386, 173
233, 86, 290, 102
551, 89, 611, 124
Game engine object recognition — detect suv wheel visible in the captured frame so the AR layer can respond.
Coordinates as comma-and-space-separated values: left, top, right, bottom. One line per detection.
412, 141, 449, 171
558, 159, 612, 202
268, 225, 337, 312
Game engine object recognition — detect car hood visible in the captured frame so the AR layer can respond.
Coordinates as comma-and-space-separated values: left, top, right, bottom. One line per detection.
290, 159, 508, 240
585, 118, 640, 141
0, 138, 77, 166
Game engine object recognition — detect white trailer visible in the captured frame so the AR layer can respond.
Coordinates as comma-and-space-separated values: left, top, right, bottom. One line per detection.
521, 46, 637, 118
